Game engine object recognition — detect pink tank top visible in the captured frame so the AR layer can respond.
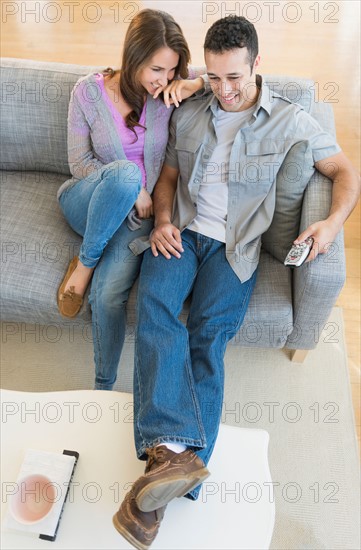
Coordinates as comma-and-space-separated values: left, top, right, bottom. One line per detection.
96, 73, 147, 187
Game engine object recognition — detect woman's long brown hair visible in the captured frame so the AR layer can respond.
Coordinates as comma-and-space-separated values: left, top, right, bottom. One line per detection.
103, 9, 191, 139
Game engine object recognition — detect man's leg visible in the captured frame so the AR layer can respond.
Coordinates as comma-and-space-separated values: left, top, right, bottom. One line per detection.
134, 230, 207, 456
185, 236, 257, 499
130, 231, 212, 512
132, 229, 257, 504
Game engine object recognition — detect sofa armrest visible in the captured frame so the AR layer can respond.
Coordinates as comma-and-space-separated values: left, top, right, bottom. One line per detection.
285, 172, 346, 350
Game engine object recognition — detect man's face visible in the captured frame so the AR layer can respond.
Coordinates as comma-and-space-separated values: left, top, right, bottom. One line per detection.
205, 48, 260, 112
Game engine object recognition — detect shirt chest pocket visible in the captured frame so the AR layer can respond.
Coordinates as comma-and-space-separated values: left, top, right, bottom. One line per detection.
243, 140, 286, 188
175, 137, 203, 181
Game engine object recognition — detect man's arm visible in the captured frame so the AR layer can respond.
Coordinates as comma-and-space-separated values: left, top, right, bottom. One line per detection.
150, 164, 184, 259
295, 151, 360, 262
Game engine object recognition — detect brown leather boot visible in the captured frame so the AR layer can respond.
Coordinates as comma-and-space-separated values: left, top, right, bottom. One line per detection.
133, 446, 210, 513
113, 490, 165, 550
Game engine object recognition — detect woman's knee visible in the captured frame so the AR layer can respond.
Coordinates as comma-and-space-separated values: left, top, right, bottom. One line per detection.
102, 160, 142, 196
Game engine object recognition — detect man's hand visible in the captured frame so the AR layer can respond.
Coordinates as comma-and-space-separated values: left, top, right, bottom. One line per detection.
296, 151, 361, 263
135, 188, 153, 219
150, 223, 184, 259
294, 218, 341, 263
153, 77, 204, 109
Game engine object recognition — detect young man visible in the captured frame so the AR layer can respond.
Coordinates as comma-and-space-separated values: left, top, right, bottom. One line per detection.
113, 15, 360, 549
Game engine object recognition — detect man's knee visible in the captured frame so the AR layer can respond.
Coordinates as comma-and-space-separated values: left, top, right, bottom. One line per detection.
138, 250, 170, 295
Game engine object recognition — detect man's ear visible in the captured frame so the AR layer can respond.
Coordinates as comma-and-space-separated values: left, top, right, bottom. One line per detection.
253, 55, 261, 71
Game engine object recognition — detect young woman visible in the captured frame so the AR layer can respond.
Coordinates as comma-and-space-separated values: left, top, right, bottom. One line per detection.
57, 9, 205, 390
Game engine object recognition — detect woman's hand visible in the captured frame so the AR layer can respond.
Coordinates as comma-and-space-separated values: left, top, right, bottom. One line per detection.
135, 188, 153, 219
153, 77, 205, 108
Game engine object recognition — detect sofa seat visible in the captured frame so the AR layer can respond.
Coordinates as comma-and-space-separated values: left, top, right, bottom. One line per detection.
1, 171, 90, 325
1, 170, 293, 346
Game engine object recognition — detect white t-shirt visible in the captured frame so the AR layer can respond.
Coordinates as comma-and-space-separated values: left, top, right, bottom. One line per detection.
187, 104, 256, 242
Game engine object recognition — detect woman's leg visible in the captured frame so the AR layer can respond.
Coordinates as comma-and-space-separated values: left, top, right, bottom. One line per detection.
59, 160, 142, 294
90, 218, 153, 390
59, 160, 150, 388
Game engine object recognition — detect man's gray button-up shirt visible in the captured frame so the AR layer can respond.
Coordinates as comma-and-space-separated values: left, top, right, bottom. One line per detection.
162, 75, 341, 282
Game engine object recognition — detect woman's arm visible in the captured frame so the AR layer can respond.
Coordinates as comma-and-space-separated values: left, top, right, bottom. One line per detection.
187, 65, 207, 81
153, 65, 208, 108
67, 85, 104, 180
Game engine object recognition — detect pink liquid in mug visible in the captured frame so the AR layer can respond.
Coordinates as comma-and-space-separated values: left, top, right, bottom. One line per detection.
10, 474, 56, 524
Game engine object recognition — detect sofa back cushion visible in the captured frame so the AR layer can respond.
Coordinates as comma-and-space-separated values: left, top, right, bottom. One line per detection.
262, 75, 337, 261
0, 58, 99, 175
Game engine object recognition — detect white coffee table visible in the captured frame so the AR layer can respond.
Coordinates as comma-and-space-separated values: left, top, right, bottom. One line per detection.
1, 389, 275, 549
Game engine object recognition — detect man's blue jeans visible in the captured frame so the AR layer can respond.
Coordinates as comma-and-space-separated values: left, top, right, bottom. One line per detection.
59, 160, 153, 390
134, 229, 257, 499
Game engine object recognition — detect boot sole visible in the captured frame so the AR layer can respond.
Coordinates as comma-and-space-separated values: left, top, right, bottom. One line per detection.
112, 513, 150, 550
136, 468, 210, 512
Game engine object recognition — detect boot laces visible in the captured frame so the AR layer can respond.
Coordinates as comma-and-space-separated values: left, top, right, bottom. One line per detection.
145, 446, 167, 472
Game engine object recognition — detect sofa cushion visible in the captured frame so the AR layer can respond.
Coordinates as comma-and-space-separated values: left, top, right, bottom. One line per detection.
0, 170, 92, 325
262, 76, 337, 262
126, 250, 293, 349
261, 140, 317, 262
1, 169, 292, 346
264, 74, 314, 113
0, 58, 100, 175
228, 251, 293, 348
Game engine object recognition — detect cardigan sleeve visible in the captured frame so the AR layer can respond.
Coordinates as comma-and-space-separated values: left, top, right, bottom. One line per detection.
187, 65, 210, 90
67, 83, 105, 181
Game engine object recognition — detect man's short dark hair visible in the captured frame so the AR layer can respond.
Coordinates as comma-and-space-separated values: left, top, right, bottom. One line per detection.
204, 16, 259, 69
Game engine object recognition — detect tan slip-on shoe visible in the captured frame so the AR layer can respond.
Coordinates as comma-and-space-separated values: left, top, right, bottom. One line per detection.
113, 490, 166, 550
57, 256, 83, 318
134, 446, 210, 513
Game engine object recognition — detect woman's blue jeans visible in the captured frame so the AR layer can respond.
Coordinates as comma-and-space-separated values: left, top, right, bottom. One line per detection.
59, 160, 153, 390
134, 229, 258, 499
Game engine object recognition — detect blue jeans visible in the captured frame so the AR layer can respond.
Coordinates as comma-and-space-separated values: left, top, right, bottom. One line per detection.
59, 160, 153, 390
134, 229, 257, 499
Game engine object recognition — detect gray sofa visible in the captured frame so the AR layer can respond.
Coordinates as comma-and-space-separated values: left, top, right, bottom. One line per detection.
0, 58, 346, 361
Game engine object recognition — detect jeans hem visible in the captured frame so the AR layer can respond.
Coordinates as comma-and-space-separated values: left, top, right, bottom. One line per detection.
94, 384, 114, 391
78, 253, 99, 269
184, 489, 199, 501
136, 436, 206, 460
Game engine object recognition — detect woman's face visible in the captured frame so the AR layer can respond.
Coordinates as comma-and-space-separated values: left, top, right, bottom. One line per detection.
138, 46, 179, 95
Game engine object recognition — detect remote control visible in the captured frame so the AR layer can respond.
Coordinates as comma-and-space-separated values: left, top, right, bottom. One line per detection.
284, 237, 314, 267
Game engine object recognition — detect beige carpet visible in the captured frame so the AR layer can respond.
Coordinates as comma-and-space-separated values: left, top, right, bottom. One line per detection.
1, 307, 359, 549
